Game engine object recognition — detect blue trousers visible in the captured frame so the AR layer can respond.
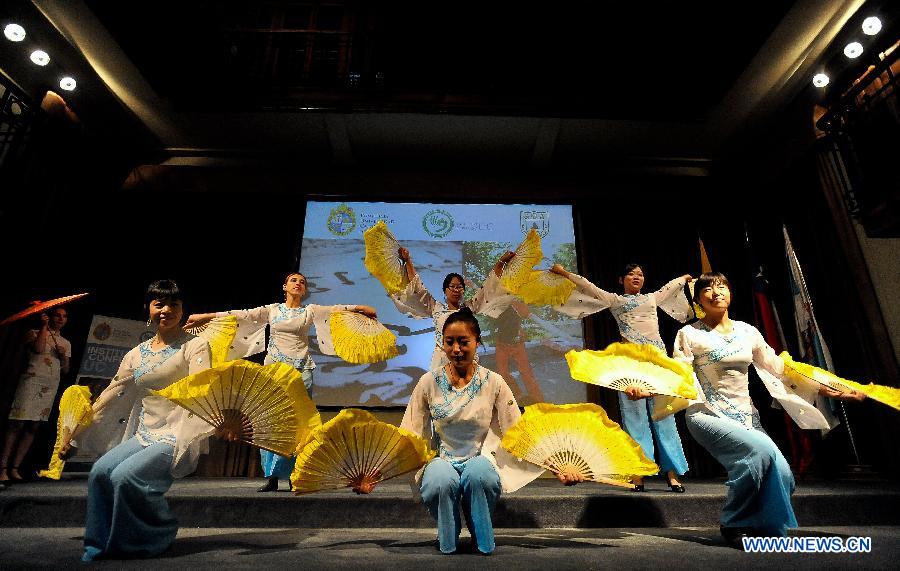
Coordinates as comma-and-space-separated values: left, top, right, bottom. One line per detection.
420, 456, 501, 554
83, 438, 177, 561
260, 449, 296, 479
260, 368, 312, 480
686, 410, 797, 536
618, 392, 689, 475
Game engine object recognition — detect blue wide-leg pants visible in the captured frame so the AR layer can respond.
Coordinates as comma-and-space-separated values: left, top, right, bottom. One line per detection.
420, 456, 502, 554
259, 369, 312, 480
686, 410, 797, 536
83, 438, 177, 561
618, 392, 689, 475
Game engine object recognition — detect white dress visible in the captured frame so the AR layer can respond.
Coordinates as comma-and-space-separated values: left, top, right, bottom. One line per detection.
553, 273, 692, 348
9, 330, 72, 421
78, 335, 214, 478
390, 273, 516, 369
400, 365, 544, 494
668, 320, 838, 430
219, 303, 355, 369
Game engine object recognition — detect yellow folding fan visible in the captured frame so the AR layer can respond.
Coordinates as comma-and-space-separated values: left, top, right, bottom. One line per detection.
364, 220, 409, 295
184, 315, 239, 366
153, 360, 321, 456
781, 352, 900, 412
500, 228, 543, 293
329, 310, 399, 364
291, 408, 435, 494
501, 402, 658, 488
565, 342, 697, 399
515, 270, 577, 306
37, 385, 93, 480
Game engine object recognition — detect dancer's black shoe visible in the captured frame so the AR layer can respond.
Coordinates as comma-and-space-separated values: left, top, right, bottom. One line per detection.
257, 476, 278, 492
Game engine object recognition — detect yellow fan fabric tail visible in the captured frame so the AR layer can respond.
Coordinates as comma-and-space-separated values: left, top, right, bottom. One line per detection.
566, 343, 697, 399
291, 408, 435, 494
329, 311, 399, 364
185, 315, 238, 366
364, 220, 409, 295
38, 385, 93, 480
153, 360, 322, 456
781, 352, 900, 412
501, 402, 658, 488
516, 270, 577, 306
501, 228, 543, 293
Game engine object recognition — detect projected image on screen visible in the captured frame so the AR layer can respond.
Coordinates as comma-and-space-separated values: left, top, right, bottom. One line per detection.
299, 201, 585, 407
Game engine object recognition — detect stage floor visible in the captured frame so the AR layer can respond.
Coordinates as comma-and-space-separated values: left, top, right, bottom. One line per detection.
2, 476, 899, 530
1, 526, 898, 569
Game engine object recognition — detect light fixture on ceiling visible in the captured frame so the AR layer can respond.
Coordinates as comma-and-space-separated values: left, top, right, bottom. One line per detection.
4, 23, 26, 42
59, 76, 76, 91
844, 41, 864, 59
862, 16, 882, 36
813, 73, 830, 88
30, 50, 50, 66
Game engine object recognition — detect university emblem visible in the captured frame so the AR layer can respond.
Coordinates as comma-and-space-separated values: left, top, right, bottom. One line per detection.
422, 209, 454, 238
520, 210, 549, 237
327, 204, 357, 236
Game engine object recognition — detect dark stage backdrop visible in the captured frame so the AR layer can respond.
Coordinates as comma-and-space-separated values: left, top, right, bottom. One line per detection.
1, 162, 896, 479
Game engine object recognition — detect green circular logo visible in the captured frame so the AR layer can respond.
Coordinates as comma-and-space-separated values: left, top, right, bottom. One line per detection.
327, 204, 356, 236
422, 209, 454, 238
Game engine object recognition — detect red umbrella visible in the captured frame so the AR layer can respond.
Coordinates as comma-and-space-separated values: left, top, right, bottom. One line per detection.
0, 293, 89, 327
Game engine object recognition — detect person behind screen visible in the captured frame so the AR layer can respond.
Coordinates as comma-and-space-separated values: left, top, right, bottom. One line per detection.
184, 272, 377, 492
392, 247, 516, 371
550, 262, 692, 492
400, 308, 543, 554
0, 307, 71, 486
492, 300, 545, 404
641, 272, 864, 546
61, 280, 227, 560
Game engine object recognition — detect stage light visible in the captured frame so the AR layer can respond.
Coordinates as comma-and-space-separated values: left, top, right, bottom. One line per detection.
813, 73, 830, 88
30, 50, 50, 66
59, 77, 76, 91
862, 16, 882, 36
4, 23, 26, 42
844, 41, 863, 59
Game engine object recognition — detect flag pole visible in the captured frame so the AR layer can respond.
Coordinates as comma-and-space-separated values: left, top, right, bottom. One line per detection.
784, 225, 864, 470
838, 401, 862, 465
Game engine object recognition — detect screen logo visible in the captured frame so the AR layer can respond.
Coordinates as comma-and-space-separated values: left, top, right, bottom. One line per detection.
327, 204, 357, 236
92, 322, 112, 341
521, 210, 550, 237
422, 209, 454, 238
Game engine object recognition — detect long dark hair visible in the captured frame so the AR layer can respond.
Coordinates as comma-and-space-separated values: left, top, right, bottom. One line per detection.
692, 272, 732, 303
442, 307, 482, 343
620, 263, 643, 278
283, 272, 306, 285
442, 272, 464, 291
144, 279, 182, 309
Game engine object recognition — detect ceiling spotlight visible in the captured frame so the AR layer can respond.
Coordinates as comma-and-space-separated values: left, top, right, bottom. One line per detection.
813, 73, 830, 88
59, 77, 76, 91
4, 23, 26, 42
844, 41, 863, 59
30, 50, 50, 66
862, 16, 882, 36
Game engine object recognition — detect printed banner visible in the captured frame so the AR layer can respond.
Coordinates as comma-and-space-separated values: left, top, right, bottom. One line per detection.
75, 315, 152, 384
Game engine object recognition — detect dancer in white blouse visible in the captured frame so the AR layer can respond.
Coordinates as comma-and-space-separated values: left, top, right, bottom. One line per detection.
185, 272, 376, 492
665, 272, 863, 546
551, 263, 692, 492
63, 280, 218, 561
400, 308, 543, 554
392, 247, 516, 370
